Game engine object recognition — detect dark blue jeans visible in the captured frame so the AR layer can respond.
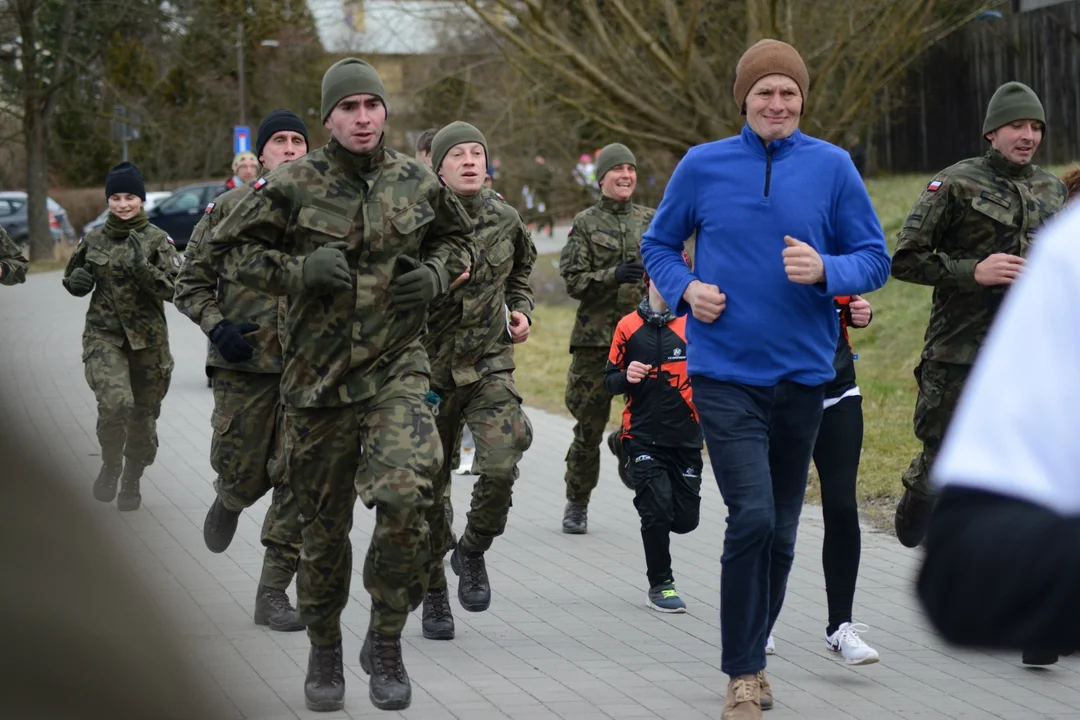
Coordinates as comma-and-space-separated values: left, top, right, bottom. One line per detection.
692, 377, 825, 677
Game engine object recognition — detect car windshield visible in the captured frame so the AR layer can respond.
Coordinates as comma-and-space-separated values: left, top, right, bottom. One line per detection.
0, 199, 25, 216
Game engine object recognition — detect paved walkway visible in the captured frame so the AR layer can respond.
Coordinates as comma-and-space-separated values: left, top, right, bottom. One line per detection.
2, 272, 1078, 719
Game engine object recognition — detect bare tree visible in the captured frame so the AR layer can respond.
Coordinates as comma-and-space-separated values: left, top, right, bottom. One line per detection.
460, 0, 1006, 154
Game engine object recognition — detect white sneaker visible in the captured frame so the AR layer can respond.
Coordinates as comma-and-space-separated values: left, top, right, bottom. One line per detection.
826, 622, 880, 665
453, 448, 476, 475
765, 634, 775, 655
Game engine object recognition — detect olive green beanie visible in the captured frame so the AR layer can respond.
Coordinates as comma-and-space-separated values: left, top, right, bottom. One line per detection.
983, 81, 1045, 137
595, 143, 636, 186
321, 58, 387, 122
431, 121, 488, 174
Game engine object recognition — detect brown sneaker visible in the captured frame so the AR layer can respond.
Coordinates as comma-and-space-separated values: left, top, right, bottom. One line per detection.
757, 670, 773, 710
722, 674, 762, 720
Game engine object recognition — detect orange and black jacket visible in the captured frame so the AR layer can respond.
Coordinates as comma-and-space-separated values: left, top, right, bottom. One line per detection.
828, 295, 872, 401
604, 306, 702, 449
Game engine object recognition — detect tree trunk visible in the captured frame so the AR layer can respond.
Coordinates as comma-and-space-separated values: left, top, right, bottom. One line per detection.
24, 112, 51, 262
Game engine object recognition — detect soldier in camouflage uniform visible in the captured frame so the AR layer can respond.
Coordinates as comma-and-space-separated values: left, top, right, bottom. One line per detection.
0, 225, 28, 285
559, 142, 653, 533
892, 82, 1066, 549
62, 162, 181, 511
206, 59, 473, 713
174, 109, 311, 633
419, 122, 535, 642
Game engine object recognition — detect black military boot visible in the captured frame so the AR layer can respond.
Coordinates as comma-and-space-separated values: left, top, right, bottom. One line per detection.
421, 586, 455, 640
92, 455, 123, 503
253, 585, 305, 632
1022, 648, 1060, 666
894, 489, 935, 548
116, 462, 144, 512
606, 431, 633, 490
304, 641, 345, 712
562, 501, 588, 534
450, 540, 491, 612
203, 496, 241, 553
360, 629, 412, 710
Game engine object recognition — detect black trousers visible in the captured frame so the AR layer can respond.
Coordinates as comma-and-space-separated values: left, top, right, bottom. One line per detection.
813, 394, 863, 634
624, 438, 703, 588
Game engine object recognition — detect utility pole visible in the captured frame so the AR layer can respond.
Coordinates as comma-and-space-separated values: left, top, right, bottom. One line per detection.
236, 21, 245, 127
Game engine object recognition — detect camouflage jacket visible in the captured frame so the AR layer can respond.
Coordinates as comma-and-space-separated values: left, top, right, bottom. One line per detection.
559, 195, 654, 349
206, 137, 474, 409
424, 187, 536, 389
0, 226, 27, 285
63, 221, 180, 350
174, 183, 284, 374
892, 149, 1066, 365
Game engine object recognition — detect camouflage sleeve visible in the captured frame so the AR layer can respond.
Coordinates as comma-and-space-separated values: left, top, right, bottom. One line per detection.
559, 220, 617, 300
506, 220, 536, 320
891, 177, 976, 288
0, 226, 28, 286
143, 233, 181, 303
173, 209, 226, 334
420, 185, 474, 292
207, 186, 301, 296
61, 241, 89, 295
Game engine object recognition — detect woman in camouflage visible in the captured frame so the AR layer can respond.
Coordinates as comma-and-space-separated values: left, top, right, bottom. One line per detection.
62, 162, 181, 510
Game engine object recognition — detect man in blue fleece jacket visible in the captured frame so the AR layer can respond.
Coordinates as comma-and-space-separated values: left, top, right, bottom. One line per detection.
641, 39, 890, 720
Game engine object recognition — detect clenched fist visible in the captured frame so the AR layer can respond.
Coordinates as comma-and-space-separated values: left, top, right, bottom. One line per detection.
783, 235, 825, 284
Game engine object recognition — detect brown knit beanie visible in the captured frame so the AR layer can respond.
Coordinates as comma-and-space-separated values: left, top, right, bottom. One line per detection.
733, 39, 809, 114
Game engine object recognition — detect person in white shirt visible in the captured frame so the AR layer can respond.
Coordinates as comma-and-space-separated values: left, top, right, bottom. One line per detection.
918, 200, 1080, 665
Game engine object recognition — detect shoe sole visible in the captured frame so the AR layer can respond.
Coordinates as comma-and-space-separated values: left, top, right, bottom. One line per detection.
254, 612, 305, 632
422, 627, 455, 640
765, 647, 775, 655
562, 526, 587, 534
117, 498, 141, 512
305, 696, 345, 712
359, 651, 412, 710
827, 646, 880, 665
646, 599, 686, 614
761, 695, 774, 710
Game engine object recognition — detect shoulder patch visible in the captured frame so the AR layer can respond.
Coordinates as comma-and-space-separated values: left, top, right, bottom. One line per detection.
253, 177, 267, 191
166, 236, 175, 245
927, 179, 943, 192
495, 191, 505, 201
204, 201, 215, 214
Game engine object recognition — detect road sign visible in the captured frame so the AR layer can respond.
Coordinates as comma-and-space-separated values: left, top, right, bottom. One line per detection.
234, 126, 251, 154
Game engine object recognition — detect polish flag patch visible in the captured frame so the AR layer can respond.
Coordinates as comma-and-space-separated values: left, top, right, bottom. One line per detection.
927, 179, 943, 192
204, 201, 215, 214
253, 177, 267, 190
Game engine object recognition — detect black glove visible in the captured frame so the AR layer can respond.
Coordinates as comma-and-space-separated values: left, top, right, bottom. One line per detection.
302, 242, 351, 293
209, 319, 260, 364
614, 261, 645, 284
390, 255, 443, 310
66, 267, 95, 296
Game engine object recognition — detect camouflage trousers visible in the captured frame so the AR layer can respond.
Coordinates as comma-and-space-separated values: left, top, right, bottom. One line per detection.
427, 371, 533, 589
281, 370, 439, 644
82, 338, 172, 468
210, 369, 301, 590
564, 347, 614, 505
902, 360, 971, 500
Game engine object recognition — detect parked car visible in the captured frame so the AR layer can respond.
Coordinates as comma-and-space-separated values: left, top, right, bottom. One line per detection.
145, 182, 225, 251
82, 191, 173, 236
0, 191, 77, 247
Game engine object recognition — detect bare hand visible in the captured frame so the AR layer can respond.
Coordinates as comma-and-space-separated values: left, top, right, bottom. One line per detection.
683, 280, 726, 323
450, 265, 471, 290
783, 235, 825, 284
974, 253, 1025, 286
626, 361, 652, 383
509, 311, 530, 343
849, 295, 872, 327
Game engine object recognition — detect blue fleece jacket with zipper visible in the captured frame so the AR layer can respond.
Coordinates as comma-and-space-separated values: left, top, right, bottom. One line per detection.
641, 125, 891, 387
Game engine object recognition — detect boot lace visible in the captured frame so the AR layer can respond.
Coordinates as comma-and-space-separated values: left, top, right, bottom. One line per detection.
461, 552, 486, 590
266, 587, 295, 614
315, 643, 344, 685
731, 676, 759, 704
426, 588, 450, 620
372, 633, 406, 682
